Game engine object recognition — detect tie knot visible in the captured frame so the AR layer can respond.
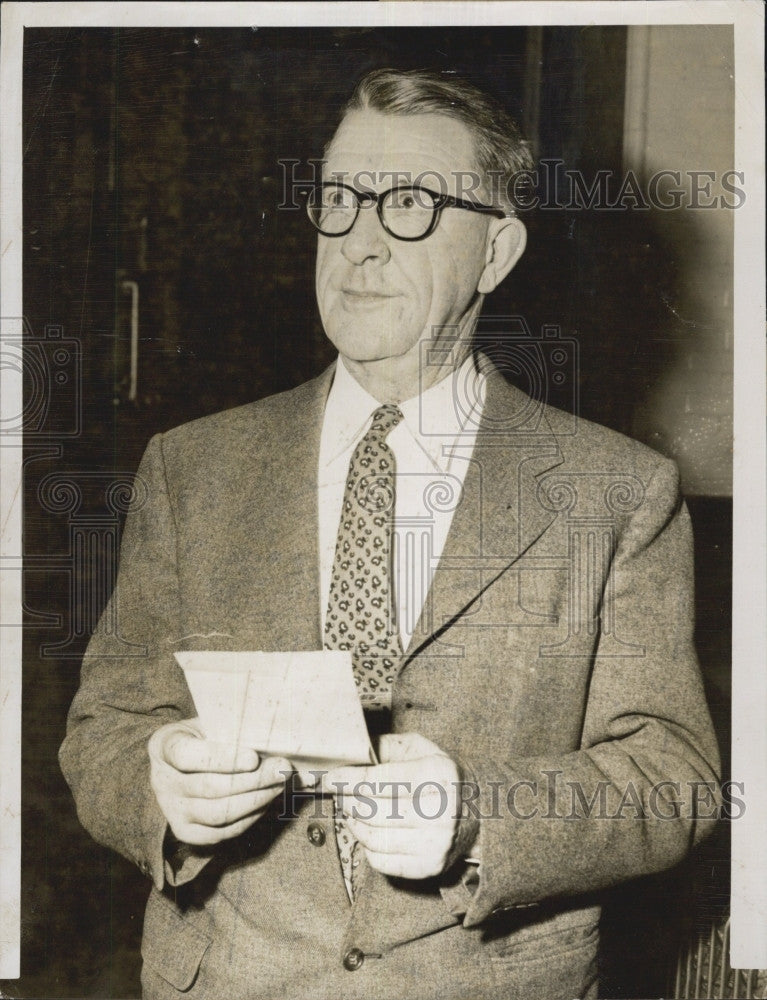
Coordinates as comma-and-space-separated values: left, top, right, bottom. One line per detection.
368, 404, 404, 442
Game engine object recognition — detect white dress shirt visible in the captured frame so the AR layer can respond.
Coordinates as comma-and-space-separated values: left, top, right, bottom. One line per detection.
318, 354, 485, 651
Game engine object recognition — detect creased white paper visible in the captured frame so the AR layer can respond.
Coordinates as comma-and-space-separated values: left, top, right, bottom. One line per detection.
175, 650, 375, 769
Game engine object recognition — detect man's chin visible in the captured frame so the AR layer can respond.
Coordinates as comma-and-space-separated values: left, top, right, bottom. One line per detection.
325, 328, 414, 365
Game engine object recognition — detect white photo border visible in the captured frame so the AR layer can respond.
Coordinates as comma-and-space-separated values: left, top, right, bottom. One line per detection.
1, 0, 764, 979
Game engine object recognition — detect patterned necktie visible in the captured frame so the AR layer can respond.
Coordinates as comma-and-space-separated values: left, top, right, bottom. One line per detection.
324, 403, 404, 899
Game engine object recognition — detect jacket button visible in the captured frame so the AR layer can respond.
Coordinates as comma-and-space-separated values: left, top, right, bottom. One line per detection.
343, 948, 365, 972
307, 822, 326, 847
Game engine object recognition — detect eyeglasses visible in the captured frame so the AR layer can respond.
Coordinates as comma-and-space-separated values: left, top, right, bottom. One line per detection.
304, 182, 507, 242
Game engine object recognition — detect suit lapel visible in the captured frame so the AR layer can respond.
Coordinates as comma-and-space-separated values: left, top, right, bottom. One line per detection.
240, 366, 334, 651
405, 364, 564, 659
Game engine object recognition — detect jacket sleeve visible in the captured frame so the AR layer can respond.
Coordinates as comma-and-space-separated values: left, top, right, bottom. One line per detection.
59, 434, 211, 890
460, 456, 721, 926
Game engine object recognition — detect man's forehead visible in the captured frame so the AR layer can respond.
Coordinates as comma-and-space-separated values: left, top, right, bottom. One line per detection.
323, 108, 480, 188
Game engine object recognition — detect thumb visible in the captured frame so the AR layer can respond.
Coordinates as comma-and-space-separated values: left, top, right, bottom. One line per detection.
378, 732, 442, 763
148, 718, 204, 763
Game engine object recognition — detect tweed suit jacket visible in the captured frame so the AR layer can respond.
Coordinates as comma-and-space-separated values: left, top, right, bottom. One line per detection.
60, 359, 720, 1000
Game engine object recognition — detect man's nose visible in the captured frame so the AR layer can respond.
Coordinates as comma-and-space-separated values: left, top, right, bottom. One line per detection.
340, 204, 391, 266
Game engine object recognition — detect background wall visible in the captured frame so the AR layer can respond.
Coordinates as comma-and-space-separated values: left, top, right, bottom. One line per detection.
624, 24, 734, 497
6, 25, 733, 999
621, 32, 734, 948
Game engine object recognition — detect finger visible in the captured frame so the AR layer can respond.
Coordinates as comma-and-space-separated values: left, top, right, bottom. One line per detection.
323, 758, 448, 795
180, 761, 291, 800
173, 810, 266, 847
362, 848, 443, 881
294, 769, 321, 789
332, 758, 457, 797
167, 736, 261, 775
346, 816, 451, 859
185, 783, 287, 828
341, 789, 458, 827
255, 755, 294, 785
378, 732, 441, 763
320, 764, 371, 795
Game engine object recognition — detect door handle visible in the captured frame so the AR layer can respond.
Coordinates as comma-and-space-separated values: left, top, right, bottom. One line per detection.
121, 280, 139, 402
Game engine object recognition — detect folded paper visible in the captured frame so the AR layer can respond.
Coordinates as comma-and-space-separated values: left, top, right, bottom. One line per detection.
175, 650, 376, 768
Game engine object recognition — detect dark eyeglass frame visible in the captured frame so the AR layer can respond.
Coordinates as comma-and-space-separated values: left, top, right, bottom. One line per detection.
302, 182, 507, 242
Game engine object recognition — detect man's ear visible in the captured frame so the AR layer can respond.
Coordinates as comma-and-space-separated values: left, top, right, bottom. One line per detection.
477, 217, 527, 295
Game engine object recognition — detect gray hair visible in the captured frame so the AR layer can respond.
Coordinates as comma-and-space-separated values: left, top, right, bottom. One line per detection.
339, 67, 534, 213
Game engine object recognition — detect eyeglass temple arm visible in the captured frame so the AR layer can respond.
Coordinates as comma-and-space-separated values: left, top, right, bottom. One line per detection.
440, 193, 507, 218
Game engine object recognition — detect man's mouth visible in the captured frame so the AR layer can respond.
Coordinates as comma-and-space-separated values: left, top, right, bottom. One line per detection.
341, 288, 397, 299
340, 288, 399, 309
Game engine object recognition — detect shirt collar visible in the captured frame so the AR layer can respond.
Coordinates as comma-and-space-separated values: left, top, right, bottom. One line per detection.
398, 354, 481, 472
321, 357, 383, 465
321, 353, 484, 472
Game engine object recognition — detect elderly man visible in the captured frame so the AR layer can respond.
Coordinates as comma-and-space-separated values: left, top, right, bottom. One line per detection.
60, 68, 719, 1000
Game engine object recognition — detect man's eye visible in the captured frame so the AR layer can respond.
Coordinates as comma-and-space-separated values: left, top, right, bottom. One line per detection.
322, 188, 354, 211
391, 189, 434, 211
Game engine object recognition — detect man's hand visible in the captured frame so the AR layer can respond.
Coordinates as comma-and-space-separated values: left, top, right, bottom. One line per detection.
322, 732, 463, 880
148, 719, 293, 846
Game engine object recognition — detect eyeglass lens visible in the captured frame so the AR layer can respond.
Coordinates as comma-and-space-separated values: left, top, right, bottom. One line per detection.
308, 185, 440, 239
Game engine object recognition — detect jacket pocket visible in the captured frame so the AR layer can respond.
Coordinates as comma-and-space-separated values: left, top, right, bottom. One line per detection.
491, 906, 599, 961
488, 915, 599, 1000
141, 889, 212, 992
